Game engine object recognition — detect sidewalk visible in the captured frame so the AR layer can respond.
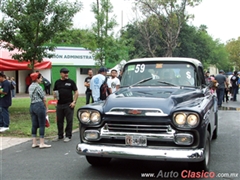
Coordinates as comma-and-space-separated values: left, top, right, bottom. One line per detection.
0, 136, 31, 150
0, 128, 79, 151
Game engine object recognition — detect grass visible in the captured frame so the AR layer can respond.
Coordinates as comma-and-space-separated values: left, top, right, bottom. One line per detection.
1, 96, 86, 138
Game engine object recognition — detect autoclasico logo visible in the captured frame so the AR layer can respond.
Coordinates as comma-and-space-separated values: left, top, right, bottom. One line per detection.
155, 170, 215, 179
181, 170, 215, 179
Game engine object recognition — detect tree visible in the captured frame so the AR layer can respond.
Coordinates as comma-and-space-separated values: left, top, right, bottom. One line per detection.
135, 0, 202, 57
225, 37, 240, 70
50, 28, 97, 48
175, 23, 230, 71
90, 0, 117, 66
0, 0, 82, 71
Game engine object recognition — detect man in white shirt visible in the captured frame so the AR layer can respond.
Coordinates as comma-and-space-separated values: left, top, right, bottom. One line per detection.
107, 69, 121, 93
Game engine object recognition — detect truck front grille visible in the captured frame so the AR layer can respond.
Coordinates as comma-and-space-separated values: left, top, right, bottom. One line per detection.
105, 122, 173, 134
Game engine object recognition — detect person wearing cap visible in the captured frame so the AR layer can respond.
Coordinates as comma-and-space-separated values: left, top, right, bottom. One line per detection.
230, 70, 239, 101
52, 68, 78, 142
0, 73, 12, 133
90, 67, 112, 102
84, 69, 94, 104
29, 72, 51, 148
215, 70, 227, 107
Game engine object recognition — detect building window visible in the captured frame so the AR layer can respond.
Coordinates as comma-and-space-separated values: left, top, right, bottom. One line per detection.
80, 68, 90, 75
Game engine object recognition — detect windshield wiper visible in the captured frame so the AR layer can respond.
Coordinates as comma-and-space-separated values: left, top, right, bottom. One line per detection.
129, 77, 153, 88
157, 80, 178, 86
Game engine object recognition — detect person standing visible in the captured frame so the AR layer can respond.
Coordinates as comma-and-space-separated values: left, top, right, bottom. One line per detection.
42, 76, 51, 95
25, 73, 31, 93
230, 70, 239, 101
118, 69, 123, 82
107, 69, 120, 93
90, 67, 112, 102
0, 73, 12, 132
53, 68, 78, 142
223, 75, 230, 103
84, 69, 94, 104
215, 70, 226, 107
10, 77, 16, 98
29, 72, 51, 148
204, 71, 211, 85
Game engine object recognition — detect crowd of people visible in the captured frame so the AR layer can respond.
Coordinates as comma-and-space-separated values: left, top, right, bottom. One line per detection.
0, 66, 121, 149
205, 70, 240, 107
85, 67, 121, 104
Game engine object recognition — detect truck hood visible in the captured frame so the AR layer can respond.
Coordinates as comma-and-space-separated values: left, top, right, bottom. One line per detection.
103, 87, 204, 115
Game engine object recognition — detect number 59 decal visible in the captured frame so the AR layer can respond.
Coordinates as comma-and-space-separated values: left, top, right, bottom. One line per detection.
135, 64, 145, 73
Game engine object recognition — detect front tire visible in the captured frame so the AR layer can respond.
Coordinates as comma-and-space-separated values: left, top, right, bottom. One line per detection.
191, 131, 211, 171
86, 156, 111, 166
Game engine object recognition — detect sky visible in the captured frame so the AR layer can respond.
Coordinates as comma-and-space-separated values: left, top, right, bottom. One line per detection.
73, 0, 240, 44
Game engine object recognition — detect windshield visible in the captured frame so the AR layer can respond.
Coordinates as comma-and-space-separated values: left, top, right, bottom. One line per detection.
121, 62, 196, 87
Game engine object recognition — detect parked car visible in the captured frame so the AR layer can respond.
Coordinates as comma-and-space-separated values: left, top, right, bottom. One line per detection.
76, 57, 218, 171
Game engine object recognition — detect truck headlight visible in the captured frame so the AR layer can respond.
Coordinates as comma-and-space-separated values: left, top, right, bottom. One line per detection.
174, 113, 187, 125
90, 112, 101, 123
173, 112, 199, 128
187, 114, 199, 127
78, 110, 101, 124
80, 111, 90, 123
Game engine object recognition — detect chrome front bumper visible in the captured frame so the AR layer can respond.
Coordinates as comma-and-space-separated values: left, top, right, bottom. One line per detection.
76, 143, 204, 162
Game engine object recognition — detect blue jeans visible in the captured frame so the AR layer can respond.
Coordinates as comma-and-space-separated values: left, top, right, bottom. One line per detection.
232, 86, 238, 101
11, 90, 15, 97
0, 107, 10, 127
216, 88, 224, 106
85, 91, 94, 104
30, 101, 46, 138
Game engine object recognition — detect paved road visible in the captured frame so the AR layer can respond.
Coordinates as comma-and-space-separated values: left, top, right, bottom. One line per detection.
1, 109, 240, 180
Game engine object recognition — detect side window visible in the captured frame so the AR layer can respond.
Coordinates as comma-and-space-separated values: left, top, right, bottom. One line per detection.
198, 67, 205, 86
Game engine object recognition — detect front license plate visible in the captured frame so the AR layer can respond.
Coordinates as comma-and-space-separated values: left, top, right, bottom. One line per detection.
125, 135, 147, 146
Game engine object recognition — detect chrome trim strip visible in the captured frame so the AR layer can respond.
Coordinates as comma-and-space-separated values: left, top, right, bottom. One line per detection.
100, 125, 175, 141
105, 112, 126, 115
105, 107, 168, 116
145, 112, 168, 116
100, 130, 175, 141
76, 144, 204, 162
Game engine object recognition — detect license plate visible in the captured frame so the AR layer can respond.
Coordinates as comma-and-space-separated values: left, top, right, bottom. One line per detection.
125, 135, 147, 146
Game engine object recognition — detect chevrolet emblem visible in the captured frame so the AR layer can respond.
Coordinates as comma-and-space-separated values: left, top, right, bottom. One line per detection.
128, 109, 142, 115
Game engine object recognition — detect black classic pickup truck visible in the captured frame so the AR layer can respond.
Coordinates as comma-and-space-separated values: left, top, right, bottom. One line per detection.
76, 57, 218, 171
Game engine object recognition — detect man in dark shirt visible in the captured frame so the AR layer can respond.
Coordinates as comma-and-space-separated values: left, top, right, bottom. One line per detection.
0, 73, 12, 132
53, 68, 78, 142
230, 71, 239, 101
84, 69, 94, 104
215, 70, 226, 107
42, 76, 51, 95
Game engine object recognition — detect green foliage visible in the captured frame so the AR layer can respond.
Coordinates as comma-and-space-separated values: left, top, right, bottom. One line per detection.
175, 23, 230, 70
50, 28, 97, 49
136, 0, 202, 57
123, 20, 231, 71
225, 37, 240, 70
90, 0, 118, 66
0, 0, 82, 71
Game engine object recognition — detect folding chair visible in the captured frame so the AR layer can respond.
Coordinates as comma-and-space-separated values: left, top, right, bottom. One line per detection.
47, 100, 58, 122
